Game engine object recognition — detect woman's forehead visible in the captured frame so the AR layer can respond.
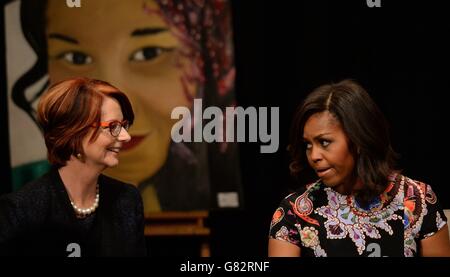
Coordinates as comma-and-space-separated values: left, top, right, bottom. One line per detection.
100, 97, 123, 117
46, 0, 168, 33
303, 112, 341, 136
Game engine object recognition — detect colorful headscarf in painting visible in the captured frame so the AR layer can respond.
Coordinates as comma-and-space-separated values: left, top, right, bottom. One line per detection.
143, 0, 242, 208
146, 0, 235, 102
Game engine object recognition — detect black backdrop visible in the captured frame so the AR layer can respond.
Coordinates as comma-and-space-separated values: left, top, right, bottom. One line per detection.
210, 0, 450, 257
1, 0, 449, 257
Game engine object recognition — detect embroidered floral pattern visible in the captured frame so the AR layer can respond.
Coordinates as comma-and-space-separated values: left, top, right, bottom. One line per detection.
314, 246, 327, 257
273, 225, 300, 246
269, 174, 446, 257
436, 211, 445, 229
425, 184, 437, 205
316, 183, 403, 255
295, 193, 313, 216
274, 226, 290, 241
299, 226, 327, 257
300, 226, 319, 247
404, 177, 427, 256
290, 182, 321, 226
270, 207, 284, 229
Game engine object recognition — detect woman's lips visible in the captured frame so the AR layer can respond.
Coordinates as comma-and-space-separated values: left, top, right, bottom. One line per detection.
122, 135, 147, 151
316, 168, 332, 178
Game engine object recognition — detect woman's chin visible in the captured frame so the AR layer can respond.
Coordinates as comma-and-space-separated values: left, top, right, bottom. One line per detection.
321, 177, 339, 188
103, 157, 120, 169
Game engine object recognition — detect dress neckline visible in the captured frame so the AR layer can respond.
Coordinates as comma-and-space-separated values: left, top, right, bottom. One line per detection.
319, 172, 401, 216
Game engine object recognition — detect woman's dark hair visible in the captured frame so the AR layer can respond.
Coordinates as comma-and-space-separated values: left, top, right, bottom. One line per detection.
37, 77, 134, 167
289, 79, 398, 204
11, 0, 49, 124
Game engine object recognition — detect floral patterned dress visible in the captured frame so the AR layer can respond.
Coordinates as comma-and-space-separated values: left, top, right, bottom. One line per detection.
269, 173, 447, 257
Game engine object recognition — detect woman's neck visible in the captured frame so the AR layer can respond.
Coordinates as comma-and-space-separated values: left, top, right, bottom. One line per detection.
58, 157, 101, 208
331, 175, 363, 195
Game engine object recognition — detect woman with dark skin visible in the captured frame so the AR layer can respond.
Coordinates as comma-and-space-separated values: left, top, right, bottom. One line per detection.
269, 80, 450, 257
0, 77, 146, 256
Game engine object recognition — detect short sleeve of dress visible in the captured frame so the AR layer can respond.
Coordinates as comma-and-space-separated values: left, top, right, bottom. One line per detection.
418, 183, 448, 240
269, 193, 302, 247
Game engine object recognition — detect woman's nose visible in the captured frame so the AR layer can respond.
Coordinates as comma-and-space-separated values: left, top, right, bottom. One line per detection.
117, 127, 131, 143
309, 145, 323, 163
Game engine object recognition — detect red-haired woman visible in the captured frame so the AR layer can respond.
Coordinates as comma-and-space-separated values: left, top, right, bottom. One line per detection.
0, 77, 146, 256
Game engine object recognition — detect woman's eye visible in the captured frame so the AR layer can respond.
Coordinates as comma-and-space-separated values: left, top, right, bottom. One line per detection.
129, 47, 173, 62
305, 142, 312, 150
321, 140, 330, 147
58, 51, 92, 65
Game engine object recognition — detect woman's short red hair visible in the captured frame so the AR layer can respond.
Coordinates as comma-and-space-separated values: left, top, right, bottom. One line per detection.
37, 77, 134, 167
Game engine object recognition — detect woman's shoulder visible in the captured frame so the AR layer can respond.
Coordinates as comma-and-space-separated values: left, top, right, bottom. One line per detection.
0, 171, 53, 226
400, 174, 437, 199
279, 180, 324, 206
397, 174, 442, 210
1, 170, 54, 204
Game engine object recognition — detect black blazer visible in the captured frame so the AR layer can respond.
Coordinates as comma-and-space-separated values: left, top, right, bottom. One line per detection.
0, 167, 146, 256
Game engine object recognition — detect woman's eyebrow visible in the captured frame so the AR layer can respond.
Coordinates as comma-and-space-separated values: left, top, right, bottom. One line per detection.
304, 133, 332, 141
131, 27, 168, 37
314, 133, 332, 140
48, 33, 79, 44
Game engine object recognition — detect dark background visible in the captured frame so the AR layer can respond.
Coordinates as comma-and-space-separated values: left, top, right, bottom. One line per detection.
2, 0, 449, 257
210, 0, 449, 257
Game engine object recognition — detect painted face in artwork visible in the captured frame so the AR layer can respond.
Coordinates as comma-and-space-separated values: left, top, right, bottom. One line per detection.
46, 0, 197, 185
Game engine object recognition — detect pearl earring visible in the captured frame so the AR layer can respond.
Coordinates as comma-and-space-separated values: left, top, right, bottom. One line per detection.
76, 153, 82, 159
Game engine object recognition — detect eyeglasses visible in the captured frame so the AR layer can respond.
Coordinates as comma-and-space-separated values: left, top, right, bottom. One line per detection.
98, 120, 130, 137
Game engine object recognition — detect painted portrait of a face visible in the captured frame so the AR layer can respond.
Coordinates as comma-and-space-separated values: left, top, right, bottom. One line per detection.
6, 0, 241, 213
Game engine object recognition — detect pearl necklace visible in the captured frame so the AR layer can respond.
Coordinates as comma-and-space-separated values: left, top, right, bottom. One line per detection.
70, 184, 99, 217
